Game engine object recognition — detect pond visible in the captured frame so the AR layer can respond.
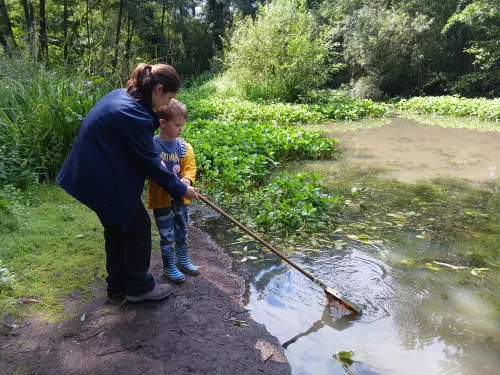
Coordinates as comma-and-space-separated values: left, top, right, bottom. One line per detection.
192, 115, 500, 375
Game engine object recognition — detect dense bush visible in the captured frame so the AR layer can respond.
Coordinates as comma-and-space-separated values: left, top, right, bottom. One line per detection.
224, 0, 335, 102
396, 96, 500, 121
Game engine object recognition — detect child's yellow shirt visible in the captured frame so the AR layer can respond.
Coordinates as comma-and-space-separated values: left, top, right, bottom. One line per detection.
147, 138, 196, 209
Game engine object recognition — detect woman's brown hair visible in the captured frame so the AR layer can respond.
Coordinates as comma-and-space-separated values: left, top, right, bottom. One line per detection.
126, 63, 181, 108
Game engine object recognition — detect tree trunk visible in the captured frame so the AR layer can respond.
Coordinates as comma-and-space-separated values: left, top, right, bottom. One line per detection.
0, 29, 11, 56
0, 0, 17, 48
161, 1, 166, 31
64, 0, 68, 62
112, 0, 124, 70
21, 0, 31, 32
39, 0, 48, 64
20, 0, 36, 55
85, 0, 91, 72
125, 15, 135, 72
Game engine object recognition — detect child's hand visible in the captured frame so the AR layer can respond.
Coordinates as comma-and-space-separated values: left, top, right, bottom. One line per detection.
181, 178, 191, 186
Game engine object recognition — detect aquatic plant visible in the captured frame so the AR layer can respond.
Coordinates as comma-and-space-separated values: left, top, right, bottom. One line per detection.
396, 96, 500, 121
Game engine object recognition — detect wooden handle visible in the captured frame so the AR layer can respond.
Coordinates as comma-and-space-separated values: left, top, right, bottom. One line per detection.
198, 194, 315, 282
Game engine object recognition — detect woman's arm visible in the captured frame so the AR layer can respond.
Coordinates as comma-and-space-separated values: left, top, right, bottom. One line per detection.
123, 113, 188, 199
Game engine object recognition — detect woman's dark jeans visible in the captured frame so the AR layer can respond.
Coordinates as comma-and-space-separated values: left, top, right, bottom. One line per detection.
98, 202, 155, 297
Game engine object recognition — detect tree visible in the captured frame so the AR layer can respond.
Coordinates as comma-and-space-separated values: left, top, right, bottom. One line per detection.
0, 0, 17, 50
225, 0, 334, 101
112, 0, 124, 70
443, 0, 500, 97
39, 0, 48, 64
205, 0, 231, 50
0, 29, 11, 56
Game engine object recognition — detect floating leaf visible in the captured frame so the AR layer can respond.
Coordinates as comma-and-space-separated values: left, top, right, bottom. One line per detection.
247, 256, 258, 260
346, 234, 359, 240
333, 228, 344, 234
334, 242, 343, 250
335, 350, 354, 365
80, 313, 86, 322
423, 263, 441, 271
400, 258, 415, 267
75, 234, 84, 238
357, 234, 369, 240
240, 257, 248, 263
471, 268, 489, 277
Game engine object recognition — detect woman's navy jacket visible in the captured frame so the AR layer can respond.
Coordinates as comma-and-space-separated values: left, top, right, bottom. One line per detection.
56, 89, 187, 231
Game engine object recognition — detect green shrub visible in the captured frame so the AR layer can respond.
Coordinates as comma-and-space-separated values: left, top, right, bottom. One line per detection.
224, 0, 335, 101
396, 96, 500, 121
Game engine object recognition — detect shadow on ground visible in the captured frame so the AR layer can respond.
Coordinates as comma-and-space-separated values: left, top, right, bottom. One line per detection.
0, 227, 290, 375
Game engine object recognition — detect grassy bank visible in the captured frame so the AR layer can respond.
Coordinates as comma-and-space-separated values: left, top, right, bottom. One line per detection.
0, 185, 105, 318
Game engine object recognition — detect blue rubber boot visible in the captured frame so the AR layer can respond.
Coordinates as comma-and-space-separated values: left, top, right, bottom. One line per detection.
162, 251, 185, 283
175, 239, 199, 275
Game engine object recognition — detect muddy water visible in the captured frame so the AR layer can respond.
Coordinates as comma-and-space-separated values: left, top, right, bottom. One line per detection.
300, 116, 500, 183
193, 116, 500, 375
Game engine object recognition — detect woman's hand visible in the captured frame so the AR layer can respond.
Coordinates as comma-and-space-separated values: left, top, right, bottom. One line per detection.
184, 186, 199, 200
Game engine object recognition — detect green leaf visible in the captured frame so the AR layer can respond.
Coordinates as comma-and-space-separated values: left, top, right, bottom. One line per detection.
400, 258, 415, 267
335, 350, 354, 365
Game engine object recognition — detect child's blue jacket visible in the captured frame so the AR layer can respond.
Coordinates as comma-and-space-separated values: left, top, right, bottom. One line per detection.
56, 89, 187, 231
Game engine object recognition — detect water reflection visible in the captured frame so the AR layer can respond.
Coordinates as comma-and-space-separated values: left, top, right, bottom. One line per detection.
194, 208, 500, 375
282, 305, 356, 349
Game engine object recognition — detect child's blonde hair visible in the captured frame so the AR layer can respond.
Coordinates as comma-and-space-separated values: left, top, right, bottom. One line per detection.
157, 99, 188, 121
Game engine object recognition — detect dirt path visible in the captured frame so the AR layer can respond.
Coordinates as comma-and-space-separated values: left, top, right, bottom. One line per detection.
0, 226, 290, 375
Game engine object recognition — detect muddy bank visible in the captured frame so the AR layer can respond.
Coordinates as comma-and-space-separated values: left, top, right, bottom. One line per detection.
0, 226, 290, 375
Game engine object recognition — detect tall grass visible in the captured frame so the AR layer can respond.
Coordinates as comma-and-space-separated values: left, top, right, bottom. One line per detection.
0, 57, 110, 187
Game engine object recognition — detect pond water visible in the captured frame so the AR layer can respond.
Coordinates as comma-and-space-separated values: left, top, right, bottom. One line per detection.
192, 116, 500, 375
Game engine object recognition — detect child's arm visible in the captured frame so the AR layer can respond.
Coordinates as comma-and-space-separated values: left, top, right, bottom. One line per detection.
181, 142, 197, 186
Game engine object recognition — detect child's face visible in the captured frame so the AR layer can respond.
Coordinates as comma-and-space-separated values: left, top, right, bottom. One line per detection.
159, 115, 186, 139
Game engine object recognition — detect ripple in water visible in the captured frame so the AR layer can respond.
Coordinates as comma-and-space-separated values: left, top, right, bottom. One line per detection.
243, 245, 500, 375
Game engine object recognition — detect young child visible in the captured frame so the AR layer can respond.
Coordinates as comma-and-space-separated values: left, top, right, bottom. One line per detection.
148, 99, 198, 282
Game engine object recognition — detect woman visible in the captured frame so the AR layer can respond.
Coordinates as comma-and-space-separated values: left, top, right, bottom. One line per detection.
57, 63, 199, 302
